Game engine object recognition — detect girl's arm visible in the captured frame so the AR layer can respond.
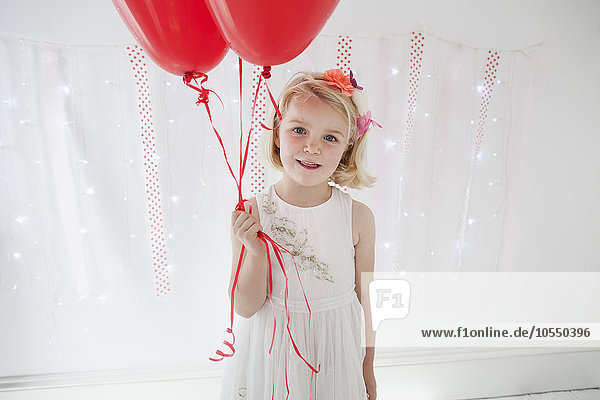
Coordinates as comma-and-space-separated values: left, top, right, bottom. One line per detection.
228, 197, 269, 318
353, 200, 377, 399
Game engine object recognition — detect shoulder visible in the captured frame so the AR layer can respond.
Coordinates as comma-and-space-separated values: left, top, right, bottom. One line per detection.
351, 199, 375, 246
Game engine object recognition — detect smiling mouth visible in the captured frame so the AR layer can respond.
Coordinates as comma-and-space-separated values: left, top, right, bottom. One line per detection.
297, 159, 321, 169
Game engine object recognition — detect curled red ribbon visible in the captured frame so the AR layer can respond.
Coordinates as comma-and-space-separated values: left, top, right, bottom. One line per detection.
186, 61, 319, 399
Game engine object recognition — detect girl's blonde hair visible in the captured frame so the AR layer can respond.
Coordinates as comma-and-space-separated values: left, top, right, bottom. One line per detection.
259, 71, 376, 189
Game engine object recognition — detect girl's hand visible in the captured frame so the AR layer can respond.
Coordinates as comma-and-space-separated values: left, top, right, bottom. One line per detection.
231, 201, 265, 256
363, 362, 377, 399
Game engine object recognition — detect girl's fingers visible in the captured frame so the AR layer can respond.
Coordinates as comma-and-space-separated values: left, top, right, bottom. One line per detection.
232, 212, 261, 237
238, 218, 253, 234
232, 211, 250, 230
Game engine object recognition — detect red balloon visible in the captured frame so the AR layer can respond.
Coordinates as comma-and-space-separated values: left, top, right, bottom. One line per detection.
113, 0, 229, 76
204, 0, 340, 66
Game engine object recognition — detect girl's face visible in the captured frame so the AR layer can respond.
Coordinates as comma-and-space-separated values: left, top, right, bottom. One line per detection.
276, 95, 351, 188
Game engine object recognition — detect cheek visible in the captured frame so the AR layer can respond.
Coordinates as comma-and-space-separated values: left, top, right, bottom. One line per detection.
334, 144, 350, 160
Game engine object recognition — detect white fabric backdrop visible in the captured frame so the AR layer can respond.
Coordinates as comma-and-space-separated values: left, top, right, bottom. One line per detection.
1, 32, 539, 376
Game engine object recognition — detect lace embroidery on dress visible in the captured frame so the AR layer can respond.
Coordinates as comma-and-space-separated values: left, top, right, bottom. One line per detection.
262, 192, 278, 214
262, 192, 334, 284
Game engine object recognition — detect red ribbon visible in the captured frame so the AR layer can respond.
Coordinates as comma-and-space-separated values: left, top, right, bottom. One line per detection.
185, 62, 319, 399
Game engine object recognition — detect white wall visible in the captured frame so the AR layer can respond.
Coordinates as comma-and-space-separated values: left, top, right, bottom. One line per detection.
2, 0, 599, 268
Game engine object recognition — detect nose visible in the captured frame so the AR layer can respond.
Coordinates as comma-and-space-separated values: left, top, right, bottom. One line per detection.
303, 137, 320, 155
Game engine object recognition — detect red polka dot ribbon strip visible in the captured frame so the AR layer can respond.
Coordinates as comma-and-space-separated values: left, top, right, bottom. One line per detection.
126, 45, 170, 297
336, 35, 353, 77
248, 66, 268, 197
336, 35, 353, 193
457, 50, 501, 268
405, 32, 425, 153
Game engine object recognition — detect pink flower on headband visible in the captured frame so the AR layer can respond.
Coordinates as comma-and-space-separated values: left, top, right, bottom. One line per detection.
323, 69, 354, 96
356, 111, 382, 140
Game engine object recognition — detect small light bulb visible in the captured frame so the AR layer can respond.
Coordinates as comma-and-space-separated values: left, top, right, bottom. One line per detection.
477, 85, 483, 92
391, 68, 400, 75
13, 252, 21, 259
470, 120, 475, 125
166, 81, 171, 86
86, 188, 95, 195
170, 196, 179, 203
16, 216, 26, 224
468, 218, 474, 225
97, 293, 108, 301
80, 228, 87, 234
62, 86, 71, 95
384, 242, 390, 249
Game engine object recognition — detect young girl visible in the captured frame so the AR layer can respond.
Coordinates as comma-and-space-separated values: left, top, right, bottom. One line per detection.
220, 70, 378, 400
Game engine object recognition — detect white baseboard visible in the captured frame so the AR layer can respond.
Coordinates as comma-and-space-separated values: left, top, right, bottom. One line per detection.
1, 348, 599, 400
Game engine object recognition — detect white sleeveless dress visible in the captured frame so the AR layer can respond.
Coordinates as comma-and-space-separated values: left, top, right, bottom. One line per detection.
219, 184, 368, 400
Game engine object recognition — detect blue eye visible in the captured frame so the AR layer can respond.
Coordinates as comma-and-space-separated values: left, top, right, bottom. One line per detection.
292, 127, 306, 134
324, 134, 337, 142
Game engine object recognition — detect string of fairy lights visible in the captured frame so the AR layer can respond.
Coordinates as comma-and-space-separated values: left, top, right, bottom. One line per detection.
0, 33, 541, 342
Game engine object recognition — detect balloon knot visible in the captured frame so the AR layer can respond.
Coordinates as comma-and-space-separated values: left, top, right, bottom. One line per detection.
261, 66, 272, 79
183, 71, 211, 105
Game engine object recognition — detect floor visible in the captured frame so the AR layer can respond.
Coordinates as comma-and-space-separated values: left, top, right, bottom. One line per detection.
466, 388, 600, 399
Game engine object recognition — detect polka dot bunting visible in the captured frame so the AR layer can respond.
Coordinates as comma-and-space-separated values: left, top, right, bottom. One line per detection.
473, 50, 501, 157
456, 50, 501, 269
126, 45, 170, 297
336, 35, 352, 76
248, 66, 267, 197
336, 35, 353, 192
405, 32, 425, 152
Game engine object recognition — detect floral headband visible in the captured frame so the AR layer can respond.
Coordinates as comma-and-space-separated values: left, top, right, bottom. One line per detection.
323, 69, 381, 141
